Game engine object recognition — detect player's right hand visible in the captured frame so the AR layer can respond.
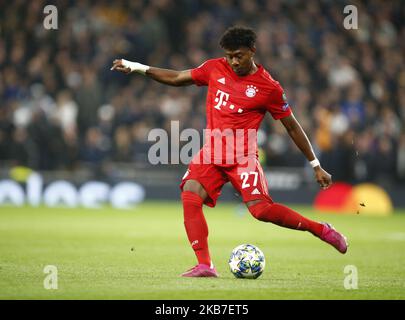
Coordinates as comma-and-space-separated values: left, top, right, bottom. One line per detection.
314, 166, 332, 190
110, 59, 131, 74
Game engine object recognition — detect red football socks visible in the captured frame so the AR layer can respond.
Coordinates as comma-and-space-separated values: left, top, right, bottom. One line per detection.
248, 201, 324, 237
181, 191, 211, 266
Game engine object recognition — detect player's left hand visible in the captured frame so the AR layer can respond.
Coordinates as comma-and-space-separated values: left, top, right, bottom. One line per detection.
314, 167, 332, 190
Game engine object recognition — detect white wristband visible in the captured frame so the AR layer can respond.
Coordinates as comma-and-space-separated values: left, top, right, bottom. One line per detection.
121, 59, 150, 75
310, 158, 321, 168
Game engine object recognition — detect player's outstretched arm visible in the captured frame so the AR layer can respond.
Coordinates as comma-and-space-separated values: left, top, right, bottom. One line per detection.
110, 59, 194, 87
280, 114, 332, 189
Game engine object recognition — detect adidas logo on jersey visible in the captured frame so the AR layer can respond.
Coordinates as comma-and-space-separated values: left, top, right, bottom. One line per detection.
251, 188, 261, 195
217, 77, 225, 84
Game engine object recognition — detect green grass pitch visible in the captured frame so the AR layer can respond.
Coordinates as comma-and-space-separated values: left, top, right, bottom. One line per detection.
1, 202, 405, 300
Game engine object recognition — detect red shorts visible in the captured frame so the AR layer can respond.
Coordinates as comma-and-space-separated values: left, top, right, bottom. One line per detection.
179, 153, 273, 207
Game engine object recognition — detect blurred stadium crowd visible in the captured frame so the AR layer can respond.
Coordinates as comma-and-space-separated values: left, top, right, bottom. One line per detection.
0, 0, 404, 186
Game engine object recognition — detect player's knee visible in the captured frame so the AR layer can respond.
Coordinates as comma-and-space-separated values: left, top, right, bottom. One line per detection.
183, 180, 208, 200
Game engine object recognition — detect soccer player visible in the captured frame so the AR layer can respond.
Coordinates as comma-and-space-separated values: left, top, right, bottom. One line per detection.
111, 26, 348, 277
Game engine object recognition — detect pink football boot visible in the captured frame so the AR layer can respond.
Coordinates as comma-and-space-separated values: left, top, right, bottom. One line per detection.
320, 223, 349, 254
181, 264, 219, 277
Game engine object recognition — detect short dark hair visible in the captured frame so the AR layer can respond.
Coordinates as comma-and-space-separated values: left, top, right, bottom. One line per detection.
219, 26, 257, 50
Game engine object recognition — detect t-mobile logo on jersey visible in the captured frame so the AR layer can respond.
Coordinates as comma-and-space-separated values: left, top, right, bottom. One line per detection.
213, 89, 230, 110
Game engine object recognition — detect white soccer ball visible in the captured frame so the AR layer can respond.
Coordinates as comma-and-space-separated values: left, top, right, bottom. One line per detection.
228, 244, 266, 279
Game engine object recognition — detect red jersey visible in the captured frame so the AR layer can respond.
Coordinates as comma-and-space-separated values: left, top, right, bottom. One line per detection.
191, 57, 292, 166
